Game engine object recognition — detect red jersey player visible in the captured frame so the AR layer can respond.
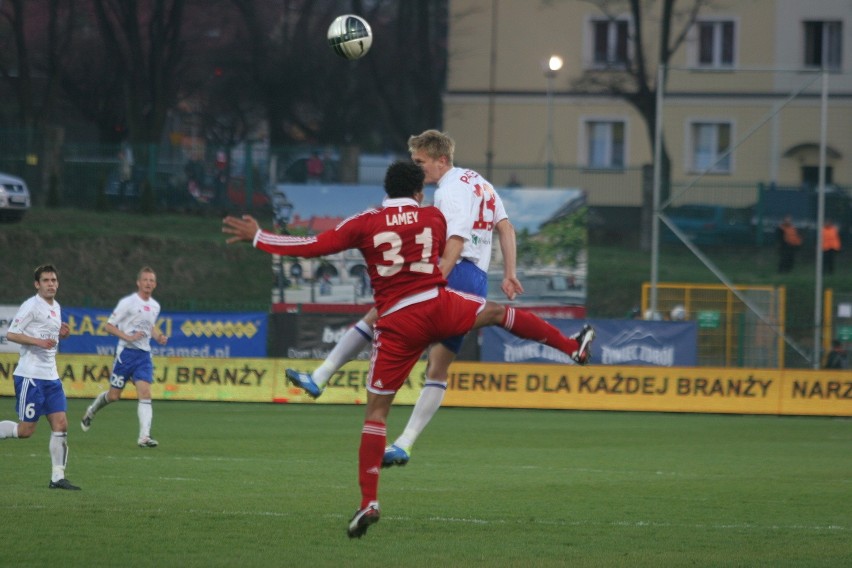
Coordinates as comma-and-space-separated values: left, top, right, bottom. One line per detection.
223, 160, 594, 539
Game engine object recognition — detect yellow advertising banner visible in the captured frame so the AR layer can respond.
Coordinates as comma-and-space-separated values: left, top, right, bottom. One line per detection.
0, 353, 277, 402
440, 362, 851, 416
1, 353, 849, 416
777, 368, 852, 416
0, 354, 426, 405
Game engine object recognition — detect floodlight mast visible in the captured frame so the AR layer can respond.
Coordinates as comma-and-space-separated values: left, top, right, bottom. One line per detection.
543, 55, 563, 188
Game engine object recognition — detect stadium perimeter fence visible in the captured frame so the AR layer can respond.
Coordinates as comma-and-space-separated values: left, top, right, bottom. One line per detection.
644, 66, 851, 370
642, 282, 785, 368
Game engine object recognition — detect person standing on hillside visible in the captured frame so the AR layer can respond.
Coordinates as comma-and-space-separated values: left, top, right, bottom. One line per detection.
81, 267, 168, 448
822, 219, 841, 275
223, 160, 594, 538
776, 215, 802, 273
825, 339, 847, 369
306, 151, 325, 183
0, 264, 80, 490
284, 129, 525, 468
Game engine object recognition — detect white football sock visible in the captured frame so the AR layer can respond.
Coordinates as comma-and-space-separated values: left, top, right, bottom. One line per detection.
312, 319, 373, 388
88, 390, 111, 416
49, 432, 68, 482
0, 420, 19, 439
138, 399, 153, 439
394, 379, 448, 451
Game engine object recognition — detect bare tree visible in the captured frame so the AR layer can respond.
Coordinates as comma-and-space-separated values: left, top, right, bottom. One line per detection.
229, 0, 335, 147
364, 0, 447, 144
230, 0, 447, 150
4, 0, 448, 180
0, 0, 68, 128
574, 0, 711, 204
0, 0, 76, 200
89, 0, 188, 148
57, 15, 129, 144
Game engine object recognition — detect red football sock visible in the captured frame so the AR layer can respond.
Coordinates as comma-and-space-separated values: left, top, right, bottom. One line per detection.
501, 307, 580, 356
358, 420, 386, 508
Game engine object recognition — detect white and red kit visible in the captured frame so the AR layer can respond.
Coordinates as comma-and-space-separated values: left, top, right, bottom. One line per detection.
433, 166, 508, 272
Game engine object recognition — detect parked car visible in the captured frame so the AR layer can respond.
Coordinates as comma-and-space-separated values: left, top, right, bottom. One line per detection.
0, 171, 31, 222
662, 204, 754, 245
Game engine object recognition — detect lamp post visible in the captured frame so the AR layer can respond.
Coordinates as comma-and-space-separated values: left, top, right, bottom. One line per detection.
543, 55, 563, 188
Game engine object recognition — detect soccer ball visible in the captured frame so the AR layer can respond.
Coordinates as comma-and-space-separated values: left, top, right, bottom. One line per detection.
327, 14, 372, 60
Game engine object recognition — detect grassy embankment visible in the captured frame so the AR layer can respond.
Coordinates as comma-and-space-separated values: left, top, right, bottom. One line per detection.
1, 208, 846, 326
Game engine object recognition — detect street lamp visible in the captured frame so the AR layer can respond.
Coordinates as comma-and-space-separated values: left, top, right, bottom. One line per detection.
543, 54, 563, 188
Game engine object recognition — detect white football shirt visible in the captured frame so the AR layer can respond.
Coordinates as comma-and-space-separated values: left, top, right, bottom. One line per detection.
9, 295, 62, 380
108, 292, 161, 355
433, 166, 508, 273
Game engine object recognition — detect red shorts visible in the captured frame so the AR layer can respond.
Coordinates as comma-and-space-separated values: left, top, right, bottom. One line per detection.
368, 288, 486, 394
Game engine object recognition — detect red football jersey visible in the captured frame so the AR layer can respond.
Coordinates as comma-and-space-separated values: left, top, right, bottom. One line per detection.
254, 197, 448, 314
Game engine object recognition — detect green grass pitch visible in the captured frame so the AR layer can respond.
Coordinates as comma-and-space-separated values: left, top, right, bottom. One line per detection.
1, 398, 849, 567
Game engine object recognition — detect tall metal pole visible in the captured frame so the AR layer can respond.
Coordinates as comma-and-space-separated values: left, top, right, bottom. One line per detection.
543, 55, 561, 188
650, 64, 666, 316
545, 71, 555, 187
813, 69, 829, 368
485, 0, 498, 180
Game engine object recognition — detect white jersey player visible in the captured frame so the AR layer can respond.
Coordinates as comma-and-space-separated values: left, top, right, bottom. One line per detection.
433, 165, 509, 273
0, 265, 79, 490
81, 267, 168, 447
108, 288, 161, 356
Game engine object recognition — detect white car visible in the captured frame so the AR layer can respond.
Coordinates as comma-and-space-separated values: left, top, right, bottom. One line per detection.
0, 171, 31, 222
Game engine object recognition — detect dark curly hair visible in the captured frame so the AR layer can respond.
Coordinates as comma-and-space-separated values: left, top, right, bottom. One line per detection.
384, 160, 425, 199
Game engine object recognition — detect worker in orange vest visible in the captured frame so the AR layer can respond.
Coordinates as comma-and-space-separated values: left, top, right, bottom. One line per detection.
822, 219, 842, 275
776, 215, 802, 273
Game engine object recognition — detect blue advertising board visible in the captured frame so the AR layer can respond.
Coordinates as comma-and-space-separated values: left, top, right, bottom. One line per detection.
480, 319, 698, 366
61, 308, 267, 358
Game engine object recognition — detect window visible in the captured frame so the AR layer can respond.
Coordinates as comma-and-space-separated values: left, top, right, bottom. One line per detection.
804, 21, 842, 69
592, 19, 629, 67
801, 166, 833, 188
586, 121, 625, 169
690, 122, 731, 173
697, 20, 735, 67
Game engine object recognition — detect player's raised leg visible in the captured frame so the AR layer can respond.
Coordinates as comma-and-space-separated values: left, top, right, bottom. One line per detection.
494, 306, 594, 365
81, 389, 113, 431
287, 310, 377, 398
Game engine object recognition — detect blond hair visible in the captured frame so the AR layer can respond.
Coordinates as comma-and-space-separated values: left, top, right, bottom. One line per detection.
138, 266, 156, 279
407, 129, 455, 165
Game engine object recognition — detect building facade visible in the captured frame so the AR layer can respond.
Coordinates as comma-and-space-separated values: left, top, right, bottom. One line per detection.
444, 0, 852, 210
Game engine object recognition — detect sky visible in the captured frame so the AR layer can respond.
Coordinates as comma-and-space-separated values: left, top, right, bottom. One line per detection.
272, 184, 584, 234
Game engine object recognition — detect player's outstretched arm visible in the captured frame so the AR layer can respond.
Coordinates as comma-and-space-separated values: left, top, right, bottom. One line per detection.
495, 218, 524, 300
223, 215, 261, 244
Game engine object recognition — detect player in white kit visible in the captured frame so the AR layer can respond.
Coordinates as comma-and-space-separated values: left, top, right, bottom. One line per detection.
0, 265, 79, 490
286, 130, 539, 466
81, 267, 168, 447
